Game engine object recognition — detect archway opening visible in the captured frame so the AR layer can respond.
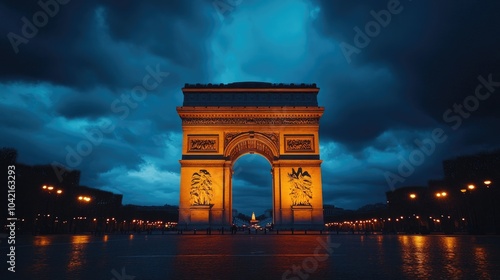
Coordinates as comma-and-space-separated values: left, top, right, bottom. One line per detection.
231, 153, 273, 228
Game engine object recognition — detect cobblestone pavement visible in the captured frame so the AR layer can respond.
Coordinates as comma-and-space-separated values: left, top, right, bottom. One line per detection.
2, 232, 500, 279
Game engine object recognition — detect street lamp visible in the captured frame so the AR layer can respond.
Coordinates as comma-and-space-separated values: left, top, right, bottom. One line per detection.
77, 196, 92, 233
42, 185, 63, 194
436, 191, 447, 197
40, 185, 63, 234
78, 196, 92, 202
434, 191, 451, 233
462, 184, 482, 233
484, 180, 492, 188
483, 180, 497, 233
409, 193, 416, 199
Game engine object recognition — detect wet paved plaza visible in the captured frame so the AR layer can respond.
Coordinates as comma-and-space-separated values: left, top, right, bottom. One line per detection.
2, 232, 500, 279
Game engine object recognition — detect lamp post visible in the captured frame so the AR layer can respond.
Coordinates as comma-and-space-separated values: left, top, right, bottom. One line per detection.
435, 191, 454, 234
40, 185, 63, 234
408, 193, 418, 233
483, 180, 497, 233
76, 195, 92, 234
462, 181, 496, 234
462, 184, 481, 234
460, 188, 470, 232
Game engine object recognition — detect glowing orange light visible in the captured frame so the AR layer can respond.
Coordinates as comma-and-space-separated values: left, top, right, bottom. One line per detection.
436, 191, 447, 197
460, 189, 467, 193
468, 184, 475, 190
47, 186, 54, 190
56, 190, 63, 194
409, 193, 416, 199
78, 196, 91, 202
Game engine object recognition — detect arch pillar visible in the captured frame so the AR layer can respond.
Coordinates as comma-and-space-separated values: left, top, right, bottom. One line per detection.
271, 162, 282, 226
223, 160, 232, 225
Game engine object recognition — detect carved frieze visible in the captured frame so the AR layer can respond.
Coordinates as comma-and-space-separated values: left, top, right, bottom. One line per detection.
190, 139, 216, 151
224, 132, 279, 149
287, 140, 312, 150
284, 135, 315, 152
187, 135, 218, 152
228, 139, 275, 161
182, 118, 319, 126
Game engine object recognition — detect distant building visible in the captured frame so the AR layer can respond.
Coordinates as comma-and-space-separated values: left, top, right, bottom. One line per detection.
75, 185, 123, 219
443, 151, 499, 183
10, 162, 81, 233
1, 148, 124, 234
384, 150, 500, 234
441, 150, 500, 233
386, 186, 436, 233
120, 204, 178, 223
323, 204, 354, 223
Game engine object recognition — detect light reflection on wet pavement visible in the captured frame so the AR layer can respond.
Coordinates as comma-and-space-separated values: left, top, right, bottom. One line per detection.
4, 233, 500, 279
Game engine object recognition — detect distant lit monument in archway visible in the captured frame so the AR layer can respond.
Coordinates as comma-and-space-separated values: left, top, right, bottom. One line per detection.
250, 212, 259, 227
177, 82, 325, 229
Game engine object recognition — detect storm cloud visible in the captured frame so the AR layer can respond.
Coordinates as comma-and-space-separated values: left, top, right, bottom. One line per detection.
1, 0, 499, 215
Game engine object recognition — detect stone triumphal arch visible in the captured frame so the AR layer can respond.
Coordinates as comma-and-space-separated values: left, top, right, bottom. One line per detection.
177, 82, 325, 229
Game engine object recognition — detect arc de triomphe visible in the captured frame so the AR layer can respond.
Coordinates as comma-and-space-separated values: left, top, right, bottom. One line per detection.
177, 82, 324, 229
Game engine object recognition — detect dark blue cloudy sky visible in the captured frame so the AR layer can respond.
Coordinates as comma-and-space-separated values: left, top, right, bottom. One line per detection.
1, 0, 500, 216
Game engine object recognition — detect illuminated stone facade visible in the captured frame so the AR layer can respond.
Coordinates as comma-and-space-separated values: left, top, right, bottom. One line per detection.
177, 82, 325, 229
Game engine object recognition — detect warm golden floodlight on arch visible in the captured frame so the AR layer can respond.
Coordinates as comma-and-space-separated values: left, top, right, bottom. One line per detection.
177, 82, 325, 230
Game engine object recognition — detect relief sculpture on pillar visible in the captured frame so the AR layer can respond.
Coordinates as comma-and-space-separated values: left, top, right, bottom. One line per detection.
284, 135, 315, 152
287, 139, 312, 151
288, 167, 312, 206
190, 169, 213, 205
188, 135, 218, 152
190, 139, 216, 151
